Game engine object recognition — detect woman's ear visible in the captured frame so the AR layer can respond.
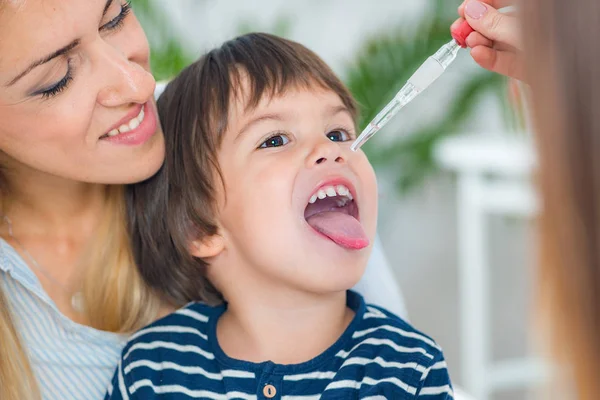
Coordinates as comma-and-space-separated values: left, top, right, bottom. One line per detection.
189, 234, 225, 259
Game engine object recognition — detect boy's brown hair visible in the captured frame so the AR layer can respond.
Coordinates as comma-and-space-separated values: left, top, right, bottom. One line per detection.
127, 33, 358, 306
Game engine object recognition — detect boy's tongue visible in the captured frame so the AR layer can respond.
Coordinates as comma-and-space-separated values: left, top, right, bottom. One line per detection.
306, 211, 369, 250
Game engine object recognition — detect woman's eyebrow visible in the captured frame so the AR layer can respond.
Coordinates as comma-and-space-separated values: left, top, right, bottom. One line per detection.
5, 39, 80, 87
5, 0, 114, 87
103, 0, 115, 16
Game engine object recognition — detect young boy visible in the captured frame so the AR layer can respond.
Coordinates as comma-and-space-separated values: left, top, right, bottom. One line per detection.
107, 33, 453, 399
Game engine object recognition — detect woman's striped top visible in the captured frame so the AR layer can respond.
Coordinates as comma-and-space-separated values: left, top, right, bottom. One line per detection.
106, 291, 454, 399
0, 239, 128, 400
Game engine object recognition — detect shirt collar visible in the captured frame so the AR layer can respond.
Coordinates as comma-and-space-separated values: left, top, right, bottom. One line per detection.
0, 238, 55, 304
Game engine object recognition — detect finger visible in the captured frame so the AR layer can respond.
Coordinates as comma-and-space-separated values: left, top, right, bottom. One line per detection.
463, 1, 521, 49
465, 32, 493, 48
459, 0, 513, 17
451, 18, 464, 33
458, 2, 465, 18
492, 40, 517, 53
466, 32, 515, 52
470, 45, 525, 81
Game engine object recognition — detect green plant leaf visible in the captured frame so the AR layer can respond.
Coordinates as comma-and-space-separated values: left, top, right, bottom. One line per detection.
132, 0, 194, 81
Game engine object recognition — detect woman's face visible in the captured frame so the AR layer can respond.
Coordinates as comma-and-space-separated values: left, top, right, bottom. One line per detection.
0, 0, 164, 184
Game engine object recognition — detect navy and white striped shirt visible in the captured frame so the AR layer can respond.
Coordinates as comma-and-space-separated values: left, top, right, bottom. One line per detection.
106, 291, 453, 399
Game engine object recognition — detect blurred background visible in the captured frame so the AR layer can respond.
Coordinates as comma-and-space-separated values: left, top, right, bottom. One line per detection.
133, 1, 543, 399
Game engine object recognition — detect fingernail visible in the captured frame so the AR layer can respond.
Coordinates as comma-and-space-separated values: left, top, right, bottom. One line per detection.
465, 0, 487, 19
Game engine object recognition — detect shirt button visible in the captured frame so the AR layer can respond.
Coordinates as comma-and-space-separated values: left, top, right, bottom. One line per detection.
263, 384, 277, 398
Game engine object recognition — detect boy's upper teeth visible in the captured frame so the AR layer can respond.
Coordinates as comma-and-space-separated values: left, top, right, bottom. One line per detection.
106, 107, 145, 137
308, 184, 354, 204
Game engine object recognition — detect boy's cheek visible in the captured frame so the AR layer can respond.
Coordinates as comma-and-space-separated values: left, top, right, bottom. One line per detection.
361, 163, 379, 240
358, 158, 378, 201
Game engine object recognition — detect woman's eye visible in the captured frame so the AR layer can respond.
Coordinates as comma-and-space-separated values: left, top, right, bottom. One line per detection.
259, 134, 290, 148
327, 130, 351, 142
100, 1, 132, 32
34, 59, 75, 99
39, 72, 73, 99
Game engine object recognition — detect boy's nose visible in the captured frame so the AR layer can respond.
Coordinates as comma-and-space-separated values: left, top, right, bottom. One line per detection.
306, 140, 346, 168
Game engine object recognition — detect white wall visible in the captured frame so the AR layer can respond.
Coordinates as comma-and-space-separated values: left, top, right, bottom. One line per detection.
154, 0, 424, 73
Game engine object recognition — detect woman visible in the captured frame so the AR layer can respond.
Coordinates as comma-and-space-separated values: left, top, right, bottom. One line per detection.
0, 1, 404, 399
456, 0, 600, 398
0, 1, 165, 399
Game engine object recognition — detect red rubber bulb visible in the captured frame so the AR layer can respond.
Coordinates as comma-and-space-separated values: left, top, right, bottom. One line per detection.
451, 20, 474, 48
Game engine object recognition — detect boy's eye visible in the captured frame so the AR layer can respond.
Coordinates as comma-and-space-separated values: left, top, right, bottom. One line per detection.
259, 134, 290, 148
327, 130, 351, 142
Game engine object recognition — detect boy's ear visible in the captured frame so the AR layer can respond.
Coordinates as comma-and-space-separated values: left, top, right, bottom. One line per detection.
189, 234, 225, 259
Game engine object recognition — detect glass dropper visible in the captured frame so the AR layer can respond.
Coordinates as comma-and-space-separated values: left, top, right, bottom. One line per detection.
351, 20, 474, 151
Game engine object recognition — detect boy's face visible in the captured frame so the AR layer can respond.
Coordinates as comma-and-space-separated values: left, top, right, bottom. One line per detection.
208, 85, 378, 296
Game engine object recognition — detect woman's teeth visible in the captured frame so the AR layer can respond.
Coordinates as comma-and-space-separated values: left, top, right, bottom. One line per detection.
308, 184, 353, 204
105, 107, 145, 137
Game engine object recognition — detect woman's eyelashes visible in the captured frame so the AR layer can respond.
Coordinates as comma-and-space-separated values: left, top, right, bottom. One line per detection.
257, 128, 354, 149
100, 1, 132, 33
35, 1, 132, 99
35, 59, 75, 99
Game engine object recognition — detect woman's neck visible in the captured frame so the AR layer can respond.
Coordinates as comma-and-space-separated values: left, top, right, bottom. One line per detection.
0, 165, 110, 323
2, 167, 107, 236
216, 288, 353, 365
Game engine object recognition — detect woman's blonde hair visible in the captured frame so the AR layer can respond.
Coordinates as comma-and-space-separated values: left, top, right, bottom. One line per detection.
0, 287, 40, 400
0, 186, 161, 399
524, 0, 600, 397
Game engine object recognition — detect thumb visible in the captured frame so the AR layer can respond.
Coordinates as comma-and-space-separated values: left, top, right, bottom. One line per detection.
463, 0, 521, 49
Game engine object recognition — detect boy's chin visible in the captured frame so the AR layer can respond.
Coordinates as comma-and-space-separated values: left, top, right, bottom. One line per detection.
295, 263, 366, 295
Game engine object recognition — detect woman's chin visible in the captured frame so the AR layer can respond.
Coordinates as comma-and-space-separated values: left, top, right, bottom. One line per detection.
110, 134, 166, 184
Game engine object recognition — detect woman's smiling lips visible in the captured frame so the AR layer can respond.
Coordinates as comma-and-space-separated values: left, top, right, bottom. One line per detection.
99, 101, 158, 146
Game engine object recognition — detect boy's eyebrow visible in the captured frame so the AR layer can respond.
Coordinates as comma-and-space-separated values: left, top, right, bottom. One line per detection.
328, 105, 352, 118
236, 113, 284, 141
235, 106, 352, 141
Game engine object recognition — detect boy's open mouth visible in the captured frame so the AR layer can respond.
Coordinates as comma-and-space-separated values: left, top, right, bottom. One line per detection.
303, 182, 369, 250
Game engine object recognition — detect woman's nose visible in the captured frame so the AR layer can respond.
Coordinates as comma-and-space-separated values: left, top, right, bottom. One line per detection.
96, 43, 155, 107
305, 139, 347, 168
